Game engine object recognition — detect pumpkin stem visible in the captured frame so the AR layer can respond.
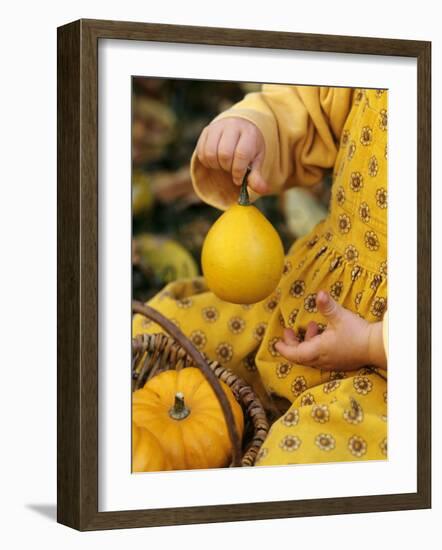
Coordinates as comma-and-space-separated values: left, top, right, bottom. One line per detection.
238, 166, 252, 206
169, 392, 190, 420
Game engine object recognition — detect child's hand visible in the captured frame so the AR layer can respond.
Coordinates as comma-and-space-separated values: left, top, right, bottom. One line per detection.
196, 118, 268, 194
275, 291, 387, 371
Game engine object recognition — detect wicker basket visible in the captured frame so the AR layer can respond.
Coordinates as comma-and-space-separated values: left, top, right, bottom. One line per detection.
132, 300, 269, 467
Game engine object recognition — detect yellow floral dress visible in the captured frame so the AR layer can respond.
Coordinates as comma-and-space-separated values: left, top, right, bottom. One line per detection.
133, 86, 388, 465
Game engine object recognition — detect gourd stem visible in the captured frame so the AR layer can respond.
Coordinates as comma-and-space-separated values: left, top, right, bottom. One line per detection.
169, 392, 190, 420
238, 166, 252, 206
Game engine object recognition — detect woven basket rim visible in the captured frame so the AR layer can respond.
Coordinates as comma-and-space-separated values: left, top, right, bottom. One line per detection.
132, 303, 269, 467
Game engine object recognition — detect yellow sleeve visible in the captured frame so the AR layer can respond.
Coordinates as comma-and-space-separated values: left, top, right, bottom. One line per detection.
191, 85, 353, 210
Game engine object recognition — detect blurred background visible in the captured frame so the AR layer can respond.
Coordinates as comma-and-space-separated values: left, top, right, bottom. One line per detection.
132, 77, 331, 302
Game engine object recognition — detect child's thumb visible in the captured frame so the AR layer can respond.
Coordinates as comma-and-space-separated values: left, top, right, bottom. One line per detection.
316, 290, 342, 323
248, 153, 268, 195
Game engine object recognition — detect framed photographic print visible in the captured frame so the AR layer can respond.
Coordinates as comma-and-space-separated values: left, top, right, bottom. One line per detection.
57, 19, 431, 531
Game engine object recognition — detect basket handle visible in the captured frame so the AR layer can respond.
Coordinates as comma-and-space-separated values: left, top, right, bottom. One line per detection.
132, 300, 243, 467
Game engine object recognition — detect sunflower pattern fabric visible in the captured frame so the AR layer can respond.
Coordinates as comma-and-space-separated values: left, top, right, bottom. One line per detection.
133, 86, 388, 465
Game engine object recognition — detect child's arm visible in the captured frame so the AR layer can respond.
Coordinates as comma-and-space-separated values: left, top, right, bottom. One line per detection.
191, 85, 354, 210
275, 291, 387, 371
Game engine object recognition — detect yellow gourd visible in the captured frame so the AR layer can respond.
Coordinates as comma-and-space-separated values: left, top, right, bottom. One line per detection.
132, 368, 244, 471
134, 233, 198, 284
132, 170, 154, 216
201, 171, 284, 304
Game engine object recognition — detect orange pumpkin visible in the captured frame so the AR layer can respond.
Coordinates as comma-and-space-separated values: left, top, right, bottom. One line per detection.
132, 367, 244, 471
132, 423, 173, 472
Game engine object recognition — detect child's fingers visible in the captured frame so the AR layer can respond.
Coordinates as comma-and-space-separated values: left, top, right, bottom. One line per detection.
196, 126, 209, 165
283, 328, 299, 346
200, 123, 224, 170
216, 126, 241, 173
294, 340, 321, 365
316, 290, 342, 324
231, 131, 256, 185
248, 152, 268, 194
275, 338, 321, 366
305, 321, 319, 341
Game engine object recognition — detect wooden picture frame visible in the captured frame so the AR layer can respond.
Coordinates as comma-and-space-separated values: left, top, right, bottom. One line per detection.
57, 18, 431, 531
